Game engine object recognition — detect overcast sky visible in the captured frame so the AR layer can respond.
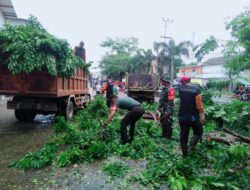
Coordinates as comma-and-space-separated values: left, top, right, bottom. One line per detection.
12, 0, 249, 65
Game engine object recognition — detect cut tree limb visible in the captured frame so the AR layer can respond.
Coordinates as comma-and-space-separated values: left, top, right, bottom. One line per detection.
206, 134, 234, 145
143, 111, 157, 122
223, 127, 250, 144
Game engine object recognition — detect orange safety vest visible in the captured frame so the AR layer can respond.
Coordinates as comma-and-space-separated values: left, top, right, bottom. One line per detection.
168, 87, 175, 101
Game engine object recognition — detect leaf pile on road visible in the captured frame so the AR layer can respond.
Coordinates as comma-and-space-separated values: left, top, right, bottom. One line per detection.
10, 96, 250, 189
102, 161, 131, 178
0, 16, 83, 78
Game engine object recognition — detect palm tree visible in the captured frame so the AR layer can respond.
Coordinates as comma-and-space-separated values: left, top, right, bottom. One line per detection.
129, 49, 154, 74
154, 40, 191, 83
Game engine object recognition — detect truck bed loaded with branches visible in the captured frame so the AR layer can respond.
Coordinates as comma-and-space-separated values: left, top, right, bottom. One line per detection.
0, 16, 89, 121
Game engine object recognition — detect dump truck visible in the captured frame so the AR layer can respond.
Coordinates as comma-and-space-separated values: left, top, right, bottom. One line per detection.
127, 74, 158, 103
0, 65, 89, 121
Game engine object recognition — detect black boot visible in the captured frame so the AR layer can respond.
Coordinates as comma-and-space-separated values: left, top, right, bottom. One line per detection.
166, 126, 173, 139
120, 126, 128, 145
181, 143, 188, 158
189, 135, 200, 152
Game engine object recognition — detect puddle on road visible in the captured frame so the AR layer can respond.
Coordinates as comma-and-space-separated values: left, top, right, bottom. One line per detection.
212, 96, 233, 104
0, 101, 54, 190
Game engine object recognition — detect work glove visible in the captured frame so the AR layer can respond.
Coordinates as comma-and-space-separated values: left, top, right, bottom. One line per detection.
199, 112, 205, 126
101, 123, 107, 128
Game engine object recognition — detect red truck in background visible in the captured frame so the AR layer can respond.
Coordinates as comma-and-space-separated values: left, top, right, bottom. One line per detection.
0, 65, 89, 121
113, 81, 126, 92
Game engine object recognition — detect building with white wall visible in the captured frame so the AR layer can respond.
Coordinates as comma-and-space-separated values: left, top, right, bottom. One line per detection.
0, 0, 26, 27
177, 57, 228, 83
198, 57, 228, 80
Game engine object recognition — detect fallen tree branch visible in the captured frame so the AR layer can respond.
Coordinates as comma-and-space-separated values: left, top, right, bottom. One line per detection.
206, 134, 234, 145
143, 111, 157, 122
223, 127, 250, 144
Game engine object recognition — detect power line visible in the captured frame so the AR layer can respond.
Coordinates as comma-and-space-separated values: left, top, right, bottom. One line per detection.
161, 17, 173, 42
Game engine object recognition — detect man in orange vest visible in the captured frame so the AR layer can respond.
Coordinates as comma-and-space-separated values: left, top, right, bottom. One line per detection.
178, 76, 205, 157
158, 76, 175, 139
101, 76, 114, 109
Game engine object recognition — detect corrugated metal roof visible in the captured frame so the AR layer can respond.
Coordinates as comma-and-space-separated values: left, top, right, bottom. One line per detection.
178, 57, 225, 69
0, 0, 17, 18
202, 57, 225, 66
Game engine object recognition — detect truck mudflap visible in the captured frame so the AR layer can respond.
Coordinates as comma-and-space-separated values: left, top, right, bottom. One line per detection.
7, 99, 58, 112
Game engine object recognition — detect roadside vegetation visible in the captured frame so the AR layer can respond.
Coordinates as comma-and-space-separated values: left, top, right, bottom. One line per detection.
10, 94, 250, 190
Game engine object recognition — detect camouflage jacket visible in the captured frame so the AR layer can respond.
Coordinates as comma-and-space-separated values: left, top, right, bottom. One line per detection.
159, 86, 174, 113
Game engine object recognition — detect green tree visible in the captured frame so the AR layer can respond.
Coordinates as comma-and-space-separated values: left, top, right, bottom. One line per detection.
100, 37, 138, 54
129, 49, 154, 74
223, 8, 250, 90
223, 41, 241, 83
226, 8, 250, 71
193, 35, 218, 62
153, 40, 191, 83
153, 41, 170, 75
100, 53, 130, 80
99, 37, 139, 79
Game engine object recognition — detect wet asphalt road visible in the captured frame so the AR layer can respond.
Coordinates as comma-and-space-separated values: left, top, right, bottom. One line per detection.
0, 100, 54, 135
212, 96, 233, 104
0, 99, 54, 190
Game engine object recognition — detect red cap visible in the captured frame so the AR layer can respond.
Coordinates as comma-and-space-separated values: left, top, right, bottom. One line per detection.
180, 76, 191, 83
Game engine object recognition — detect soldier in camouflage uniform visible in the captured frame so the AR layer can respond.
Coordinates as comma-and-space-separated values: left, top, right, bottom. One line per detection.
158, 76, 175, 139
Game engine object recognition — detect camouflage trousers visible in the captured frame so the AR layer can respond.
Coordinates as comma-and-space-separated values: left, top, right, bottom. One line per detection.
160, 112, 173, 139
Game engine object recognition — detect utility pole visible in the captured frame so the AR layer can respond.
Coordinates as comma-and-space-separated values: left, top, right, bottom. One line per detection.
161, 17, 173, 42
192, 32, 195, 46
161, 17, 173, 75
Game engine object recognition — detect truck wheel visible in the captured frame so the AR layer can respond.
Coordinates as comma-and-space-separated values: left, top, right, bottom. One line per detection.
15, 110, 26, 122
24, 110, 36, 122
14, 110, 36, 122
64, 101, 74, 120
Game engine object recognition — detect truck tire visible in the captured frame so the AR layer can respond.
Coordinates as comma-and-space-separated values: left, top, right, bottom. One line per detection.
15, 110, 26, 122
24, 110, 36, 122
15, 110, 36, 122
64, 101, 74, 120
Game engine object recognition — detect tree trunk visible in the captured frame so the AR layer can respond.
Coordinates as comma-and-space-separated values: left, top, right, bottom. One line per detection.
206, 134, 233, 145
170, 56, 174, 84
228, 70, 234, 92
223, 127, 250, 143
